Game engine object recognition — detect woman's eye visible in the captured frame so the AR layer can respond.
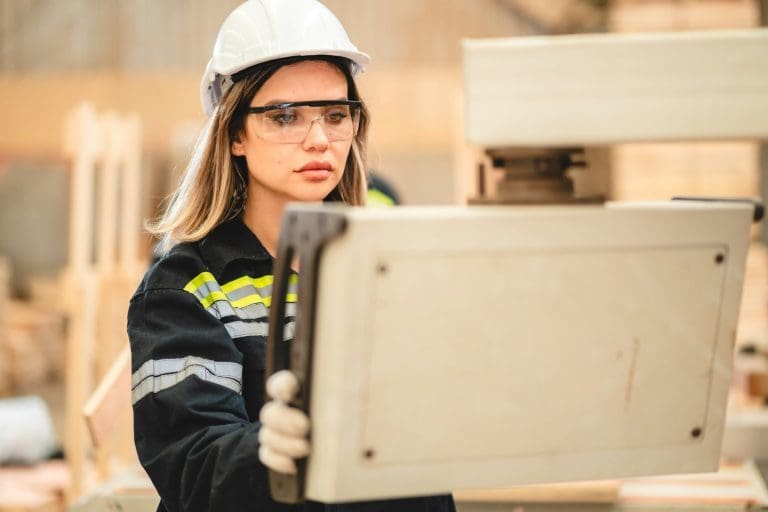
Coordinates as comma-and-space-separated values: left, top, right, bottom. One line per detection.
267, 109, 298, 126
325, 110, 349, 124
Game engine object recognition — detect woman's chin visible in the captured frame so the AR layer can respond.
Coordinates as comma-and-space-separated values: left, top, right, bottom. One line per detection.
291, 184, 340, 203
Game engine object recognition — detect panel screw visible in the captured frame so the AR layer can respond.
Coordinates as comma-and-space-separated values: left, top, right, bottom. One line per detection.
377, 263, 388, 275
691, 427, 702, 438
364, 449, 375, 459
715, 253, 725, 264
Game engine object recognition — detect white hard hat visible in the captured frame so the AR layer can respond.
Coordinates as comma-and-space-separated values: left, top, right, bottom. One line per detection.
200, 0, 370, 116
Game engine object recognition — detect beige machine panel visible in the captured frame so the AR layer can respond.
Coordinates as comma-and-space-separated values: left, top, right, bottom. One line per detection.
298, 202, 751, 502
364, 247, 722, 462
463, 29, 768, 146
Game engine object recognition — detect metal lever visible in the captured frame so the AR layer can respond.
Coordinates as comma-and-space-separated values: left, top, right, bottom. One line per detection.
265, 206, 348, 503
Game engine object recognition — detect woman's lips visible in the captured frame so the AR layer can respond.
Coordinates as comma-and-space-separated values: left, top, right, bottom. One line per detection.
296, 161, 333, 181
298, 161, 332, 171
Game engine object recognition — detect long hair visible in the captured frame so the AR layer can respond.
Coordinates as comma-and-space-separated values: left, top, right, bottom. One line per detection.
149, 56, 370, 253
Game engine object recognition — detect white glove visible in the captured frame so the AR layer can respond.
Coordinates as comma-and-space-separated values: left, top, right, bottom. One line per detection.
258, 370, 311, 474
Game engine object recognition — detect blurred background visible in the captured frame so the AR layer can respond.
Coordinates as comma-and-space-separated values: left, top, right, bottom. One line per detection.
0, 0, 767, 510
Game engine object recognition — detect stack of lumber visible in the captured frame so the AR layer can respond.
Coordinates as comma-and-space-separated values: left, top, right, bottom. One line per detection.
0, 262, 67, 395
27, 275, 68, 381
0, 461, 69, 512
2, 299, 66, 392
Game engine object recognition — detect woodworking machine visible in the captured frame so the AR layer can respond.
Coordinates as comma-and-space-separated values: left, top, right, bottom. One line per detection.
265, 29, 768, 504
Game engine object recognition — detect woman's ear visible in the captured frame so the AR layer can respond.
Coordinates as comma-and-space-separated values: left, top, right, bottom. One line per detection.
231, 133, 246, 156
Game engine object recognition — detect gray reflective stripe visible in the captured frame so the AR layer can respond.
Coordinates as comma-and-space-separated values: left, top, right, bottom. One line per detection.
211, 301, 297, 322
131, 357, 242, 405
225, 321, 267, 339
224, 320, 296, 340
187, 279, 221, 303
208, 300, 238, 320
225, 282, 269, 302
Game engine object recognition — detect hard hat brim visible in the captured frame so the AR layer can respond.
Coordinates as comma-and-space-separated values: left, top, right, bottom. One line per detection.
215, 49, 370, 78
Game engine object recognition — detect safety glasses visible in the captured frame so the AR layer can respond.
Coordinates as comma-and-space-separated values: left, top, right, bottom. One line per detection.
247, 100, 362, 144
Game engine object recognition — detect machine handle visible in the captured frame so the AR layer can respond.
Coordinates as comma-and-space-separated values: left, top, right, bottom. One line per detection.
672, 196, 764, 223
265, 207, 348, 503
265, 229, 301, 502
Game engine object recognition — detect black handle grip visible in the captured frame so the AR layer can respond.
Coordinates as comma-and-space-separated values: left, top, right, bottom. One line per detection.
265, 235, 302, 502
265, 206, 348, 504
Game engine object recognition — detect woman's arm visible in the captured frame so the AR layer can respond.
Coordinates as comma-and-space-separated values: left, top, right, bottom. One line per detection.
129, 287, 281, 512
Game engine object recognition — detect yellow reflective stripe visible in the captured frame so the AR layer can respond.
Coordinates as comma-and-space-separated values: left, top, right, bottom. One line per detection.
231, 291, 297, 309
231, 293, 271, 308
185, 273, 297, 295
200, 291, 229, 309
183, 272, 217, 293
220, 273, 298, 294
221, 274, 272, 294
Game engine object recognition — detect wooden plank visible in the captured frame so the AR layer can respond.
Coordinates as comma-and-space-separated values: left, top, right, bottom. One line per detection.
96, 113, 120, 272
454, 481, 620, 503
63, 103, 100, 275
463, 29, 768, 146
63, 102, 101, 503
83, 345, 131, 450
118, 115, 142, 273
618, 460, 768, 506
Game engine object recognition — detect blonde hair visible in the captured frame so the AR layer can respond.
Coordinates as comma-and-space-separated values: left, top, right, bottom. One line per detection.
149, 57, 370, 253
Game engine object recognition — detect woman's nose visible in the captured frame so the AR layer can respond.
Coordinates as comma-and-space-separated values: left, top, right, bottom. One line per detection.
302, 117, 330, 150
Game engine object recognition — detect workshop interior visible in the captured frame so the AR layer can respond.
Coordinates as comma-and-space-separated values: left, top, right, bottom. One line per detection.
1, 1, 768, 511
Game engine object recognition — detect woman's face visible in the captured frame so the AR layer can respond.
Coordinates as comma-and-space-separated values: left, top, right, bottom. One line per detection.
231, 60, 353, 204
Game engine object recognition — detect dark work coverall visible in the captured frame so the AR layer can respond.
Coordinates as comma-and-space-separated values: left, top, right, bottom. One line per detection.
129, 217, 456, 512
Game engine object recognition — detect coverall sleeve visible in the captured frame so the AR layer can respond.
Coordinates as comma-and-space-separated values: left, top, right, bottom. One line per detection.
129, 287, 289, 512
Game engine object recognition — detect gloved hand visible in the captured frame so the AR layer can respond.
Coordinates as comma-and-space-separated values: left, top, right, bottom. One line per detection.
258, 370, 311, 474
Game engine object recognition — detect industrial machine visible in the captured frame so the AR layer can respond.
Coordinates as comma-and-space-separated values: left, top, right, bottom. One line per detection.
264, 28, 768, 504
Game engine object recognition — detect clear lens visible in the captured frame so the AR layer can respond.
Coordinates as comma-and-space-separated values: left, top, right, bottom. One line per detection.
254, 104, 360, 143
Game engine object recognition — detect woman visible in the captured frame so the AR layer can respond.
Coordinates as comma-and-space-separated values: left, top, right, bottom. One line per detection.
128, 1, 456, 511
